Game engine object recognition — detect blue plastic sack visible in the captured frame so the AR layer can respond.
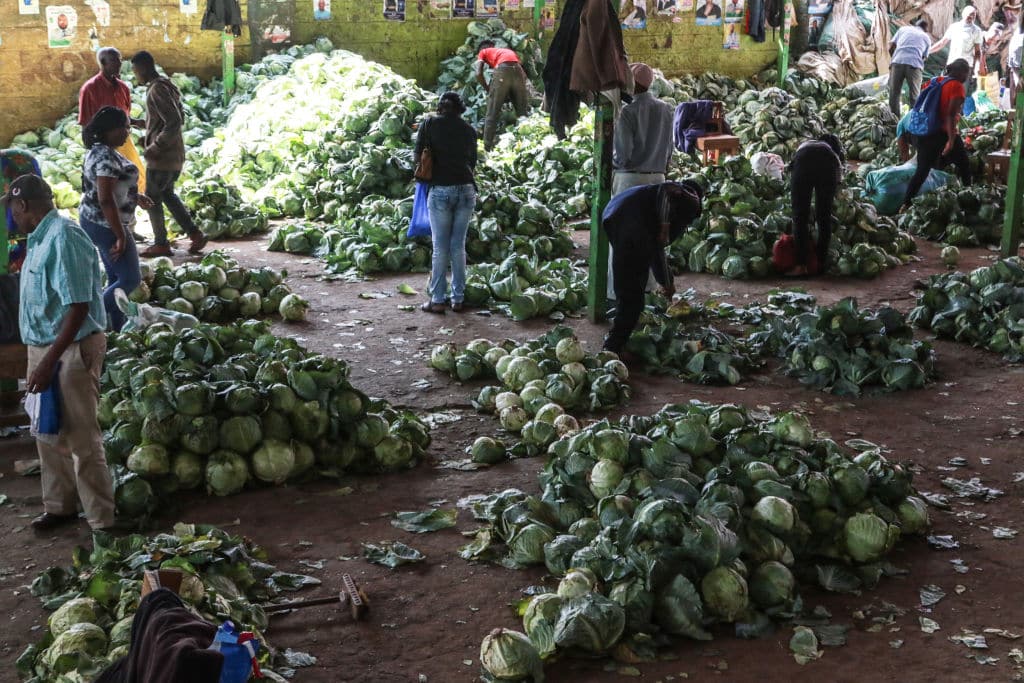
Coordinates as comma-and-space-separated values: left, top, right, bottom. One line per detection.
209, 621, 261, 683
407, 182, 431, 238
863, 160, 950, 215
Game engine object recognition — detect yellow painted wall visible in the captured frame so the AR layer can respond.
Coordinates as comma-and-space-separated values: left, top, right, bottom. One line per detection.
1, 0, 250, 146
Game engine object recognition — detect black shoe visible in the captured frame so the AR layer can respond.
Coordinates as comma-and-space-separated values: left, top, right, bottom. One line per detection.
132, 232, 147, 243
31, 512, 78, 532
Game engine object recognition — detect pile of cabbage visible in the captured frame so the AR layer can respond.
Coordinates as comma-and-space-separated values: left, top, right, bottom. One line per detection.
17, 524, 317, 682
819, 91, 898, 162
430, 327, 630, 445
726, 88, 826, 160
100, 319, 429, 522
132, 251, 308, 322
469, 402, 930, 680
669, 156, 916, 280
908, 256, 1024, 362
180, 177, 269, 238
756, 295, 936, 396
898, 183, 1005, 246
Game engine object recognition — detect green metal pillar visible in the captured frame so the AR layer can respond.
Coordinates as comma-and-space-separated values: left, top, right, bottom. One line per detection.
587, 99, 613, 323
0, 197, 9, 272
1002, 76, 1024, 258
222, 32, 236, 105
777, 39, 790, 88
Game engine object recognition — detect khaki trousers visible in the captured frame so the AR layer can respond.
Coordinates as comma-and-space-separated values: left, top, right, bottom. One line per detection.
483, 63, 531, 149
607, 172, 665, 299
27, 332, 115, 529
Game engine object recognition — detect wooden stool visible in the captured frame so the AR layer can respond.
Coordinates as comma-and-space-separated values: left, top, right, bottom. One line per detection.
697, 135, 741, 165
986, 150, 1011, 184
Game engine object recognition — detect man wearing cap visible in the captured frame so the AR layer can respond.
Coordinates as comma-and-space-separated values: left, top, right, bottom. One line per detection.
606, 62, 675, 299
601, 181, 704, 357
4, 175, 115, 533
930, 6, 986, 97
475, 40, 531, 150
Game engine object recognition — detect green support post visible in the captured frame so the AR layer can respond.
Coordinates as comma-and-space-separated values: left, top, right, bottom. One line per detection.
1002, 74, 1024, 258
222, 32, 236, 105
587, 99, 613, 323
777, 39, 789, 88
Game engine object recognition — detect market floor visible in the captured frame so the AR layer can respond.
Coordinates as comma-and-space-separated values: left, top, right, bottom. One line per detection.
0, 232, 1021, 683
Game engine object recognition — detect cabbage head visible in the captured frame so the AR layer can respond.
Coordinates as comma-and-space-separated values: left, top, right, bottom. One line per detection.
750, 560, 795, 608
219, 416, 262, 454
430, 343, 457, 373
772, 412, 814, 448
523, 593, 563, 657
49, 597, 100, 636
470, 436, 506, 464
557, 568, 598, 599
555, 337, 585, 364
897, 496, 930, 535
505, 356, 544, 391
588, 459, 624, 498
633, 498, 689, 543
508, 523, 557, 567
609, 579, 655, 633
553, 414, 580, 436
495, 391, 523, 412
844, 513, 898, 563
42, 622, 108, 674
701, 566, 749, 621
205, 450, 249, 496
751, 496, 796, 535
356, 413, 390, 448
544, 535, 586, 576
373, 435, 415, 471
553, 593, 625, 653
534, 403, 564, 425
171, 451, 205, 490
500, 406, 529, 433
479, 628, 544, 681
588, 429, 629, 464
279, 293, 309, 322
654, 574, 711, 640
252, 440, 296, 484
179, 416, 220, 455
127, 444, 170, 478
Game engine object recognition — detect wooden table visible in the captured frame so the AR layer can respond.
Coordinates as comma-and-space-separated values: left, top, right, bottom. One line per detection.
697, 135, 741, 165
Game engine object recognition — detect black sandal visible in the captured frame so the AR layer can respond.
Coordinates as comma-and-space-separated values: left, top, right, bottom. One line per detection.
421, 301, 446, 314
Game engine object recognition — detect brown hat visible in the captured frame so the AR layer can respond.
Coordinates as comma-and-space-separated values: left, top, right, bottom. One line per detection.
630, 63, 655, 91
1, 174, 52, 204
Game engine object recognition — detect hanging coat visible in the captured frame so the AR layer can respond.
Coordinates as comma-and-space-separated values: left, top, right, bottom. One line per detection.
570, 0, 630, 94
543, 0, 587, 138
746, 0, 767, 43
201, 0, 243, 36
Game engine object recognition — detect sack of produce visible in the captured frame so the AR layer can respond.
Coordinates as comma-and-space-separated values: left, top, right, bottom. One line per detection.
750, 152, 785, 180
864, 161, 950, 216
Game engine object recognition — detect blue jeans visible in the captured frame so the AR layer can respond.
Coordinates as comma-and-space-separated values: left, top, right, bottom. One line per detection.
80, 216, 141, 332
427, 184, 475, 304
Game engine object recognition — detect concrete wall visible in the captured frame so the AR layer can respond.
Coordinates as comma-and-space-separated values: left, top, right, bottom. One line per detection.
1, 0, 250, 146
2, 0, 779, 146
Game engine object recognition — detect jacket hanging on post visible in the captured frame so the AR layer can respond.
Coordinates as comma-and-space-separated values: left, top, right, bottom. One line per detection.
543, 0, 587, 138
746, 0, 766, 43
201, 0, 243, 36
570, 0, 630, 94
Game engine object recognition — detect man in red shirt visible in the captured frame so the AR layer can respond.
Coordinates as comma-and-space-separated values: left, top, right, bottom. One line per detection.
78, 47, 147, 195
475, 40, 530, 150
901, 58, 971, 210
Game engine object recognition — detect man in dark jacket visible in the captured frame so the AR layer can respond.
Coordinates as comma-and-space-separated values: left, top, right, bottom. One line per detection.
130, 51, 207, 257
602, 181, 704, 355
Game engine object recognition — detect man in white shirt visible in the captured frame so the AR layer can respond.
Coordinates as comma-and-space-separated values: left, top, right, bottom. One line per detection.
889, 19, 932, 116
929, 5, 986, 96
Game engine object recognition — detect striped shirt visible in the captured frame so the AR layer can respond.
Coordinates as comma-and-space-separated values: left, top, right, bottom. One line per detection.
19, 210, 107, 346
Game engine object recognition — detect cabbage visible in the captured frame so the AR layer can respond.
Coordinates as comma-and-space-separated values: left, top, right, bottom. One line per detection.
523, 593, 563, 657
171, 451, 205, 490
219, 416, 262, 454
588, 429, 629, 464
238, 291, 262, 316
49, 597, 99, 636
479, 628, 544, 681
553, 414, 580, 436
373, 435, 415, 471
475, 385, 500, 412
750, 560, 795, 608
127, 444, 170, 478
701, 566, 749, 622
507, 523, 556, 566
751, 496, 796, 535
554, 593, 626, 653
832, 464, 870, 505
844, 513, 897, 563
609, 579, 655, 633
291, 440, 316, 477
588, 459, 624, 498
557, 568, 598, 599
500, 406, 529, 432
654, 574, 711, 640
896, 496, 930, 535
174, 382, 214, 416
279, 293, 309, 321
466, 338, 493, 356
495, 391, 523, 412
470, 436, 507, 464
179, 280, 207, 302
166, 298, 194, 315
633, 498, 688, 543
179, 416, 220, 455
430, 343, 457, 373
940, 245, 960, 266
544, 535, 587, 576
521, 420, 558, 448
109, 616, 134, 647
252, 440, 296, 484
505, 356, 543, 391
42, 622, 108, 673
115, 473, 154, 518
555, 337, 585, 364
519, 385, 548, 415
772, 412, 814, 448
205, 450, 249, 496
561, 362, 587, 387
534, 402, 564, 424
356, 414, 390, 448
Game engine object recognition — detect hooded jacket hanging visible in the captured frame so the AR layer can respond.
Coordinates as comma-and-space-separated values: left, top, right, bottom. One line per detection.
543, 0, 587, 138
201, 0, 243, 36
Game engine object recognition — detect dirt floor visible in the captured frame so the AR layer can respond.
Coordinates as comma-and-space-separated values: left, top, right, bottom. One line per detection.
1, 230, 1022, 683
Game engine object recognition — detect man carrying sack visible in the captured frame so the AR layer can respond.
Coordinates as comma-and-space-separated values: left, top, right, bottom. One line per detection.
4, 174, 115, 533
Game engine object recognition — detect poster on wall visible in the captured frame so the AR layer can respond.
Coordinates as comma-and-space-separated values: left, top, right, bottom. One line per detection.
723, 21, 740, 48
313, 0, 332, 20
723, 0, 743, 20
85, 0, 110, 26
431, 0, 451, 12
505, 0, 520, 10
808, 0, 832, 17
46, 6, 77, 48
476, 0, 498, 17
384, 0, 406, 20
695, 0, 721, 25
19, 0, 40, 15
621, 0, 647, 29
453, 0, 475, 18
655, 0, 679, 16
807, 15, 824, 48
180, 0, 198, 15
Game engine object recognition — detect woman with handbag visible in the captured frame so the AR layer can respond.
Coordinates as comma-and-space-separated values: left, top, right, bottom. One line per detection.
414, 92, 478, 313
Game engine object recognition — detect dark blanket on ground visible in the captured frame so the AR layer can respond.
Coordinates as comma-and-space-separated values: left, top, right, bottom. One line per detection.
95, 588, 223, 683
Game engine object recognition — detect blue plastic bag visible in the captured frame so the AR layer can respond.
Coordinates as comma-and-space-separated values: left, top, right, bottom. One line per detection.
407, 181, 431, 238
209, 621, 261, 683
37, 361, 61, 436
864, 161, 951, 215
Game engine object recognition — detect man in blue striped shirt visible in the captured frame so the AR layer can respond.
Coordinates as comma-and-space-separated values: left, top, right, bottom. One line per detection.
6, 174, 115, 533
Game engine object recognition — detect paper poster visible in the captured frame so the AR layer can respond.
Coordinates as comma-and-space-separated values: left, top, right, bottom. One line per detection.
476, 0, 498, 17
431, 0, 452, 12
86, 0, 110, 26
46, 6, 77, 48
723, 21, 740, 48
807, 15, 823, 48
655, 0, 679, 15
180, 0, 198, 15
384, 0, 405, 20
453, 0, 474, 18
723, 0, 743, 20
505, 0, 520, 9
695, 0, 721, 24
621, 0, 647, 29
541, 0, 556, 28
19, 0, 39, 15
313, 0, 332, 20
524, 0, 534, 7
808, 0, 832, 16
679, 0, 694, 9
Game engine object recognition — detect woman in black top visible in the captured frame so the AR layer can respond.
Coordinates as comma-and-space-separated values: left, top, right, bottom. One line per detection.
415, 92, 478, 313
788, 133, 844, 276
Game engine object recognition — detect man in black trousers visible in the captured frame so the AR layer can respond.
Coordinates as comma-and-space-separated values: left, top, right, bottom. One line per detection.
601, 180, 704, 356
